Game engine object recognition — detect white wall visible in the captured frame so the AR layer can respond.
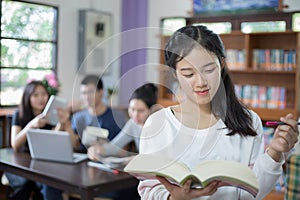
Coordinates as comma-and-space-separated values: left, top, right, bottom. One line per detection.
146, 0, 192, 85
29, 0, 121, 101
284, 0, 300, 11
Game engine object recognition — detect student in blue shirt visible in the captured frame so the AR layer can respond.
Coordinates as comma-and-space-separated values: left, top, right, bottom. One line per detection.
68, 75, 129, 200
70, 75, 126, 153
87, 83, 159, 159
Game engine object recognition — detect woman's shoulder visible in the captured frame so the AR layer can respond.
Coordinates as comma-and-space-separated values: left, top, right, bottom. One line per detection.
149, 107, 170, 118
123, 118, 142, 133
144, 107, 173, 128
11, 110, 20, 125
247, 109, 264, 135
12, 109, 19, 117
248, 109, 262, 123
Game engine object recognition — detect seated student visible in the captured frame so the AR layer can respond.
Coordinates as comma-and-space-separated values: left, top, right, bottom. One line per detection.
70, 74, 127, 153
6, 80, 73, 200
87, 83, 158, 200
87, 83, 159, 160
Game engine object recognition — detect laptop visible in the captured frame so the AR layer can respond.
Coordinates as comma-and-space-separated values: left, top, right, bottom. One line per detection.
27, 129, 88, 164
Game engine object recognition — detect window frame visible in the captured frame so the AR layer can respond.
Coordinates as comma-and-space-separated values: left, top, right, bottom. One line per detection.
0, 0, 59, 107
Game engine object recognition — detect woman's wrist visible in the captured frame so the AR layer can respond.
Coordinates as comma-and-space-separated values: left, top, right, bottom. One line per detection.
55, 120, 70, 130
60, 120, 71, 130
266, 146, 283, 162
62, 120, 71, 126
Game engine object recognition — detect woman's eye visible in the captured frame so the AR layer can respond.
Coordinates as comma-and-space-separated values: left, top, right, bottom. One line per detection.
183, 74, 193, 78
204, 68, 215, 73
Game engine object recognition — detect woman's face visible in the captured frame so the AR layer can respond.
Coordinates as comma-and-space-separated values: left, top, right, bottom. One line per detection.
176, 46, 221, 106
30, 85, 49, 113
128, 99, 150, 125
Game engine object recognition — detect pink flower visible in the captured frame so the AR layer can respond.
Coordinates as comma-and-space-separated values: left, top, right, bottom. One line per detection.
48, 79, 59, 88
44, 73, 59, 88
45, 73, 55, 80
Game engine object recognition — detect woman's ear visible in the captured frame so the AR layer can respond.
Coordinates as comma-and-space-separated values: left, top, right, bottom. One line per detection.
98, 88, 104, 96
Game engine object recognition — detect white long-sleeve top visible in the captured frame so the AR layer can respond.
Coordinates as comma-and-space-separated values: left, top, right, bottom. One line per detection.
138, 107, 284, 200
102, 118, 142, 156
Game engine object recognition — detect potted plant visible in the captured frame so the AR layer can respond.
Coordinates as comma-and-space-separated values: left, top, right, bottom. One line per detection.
107, 87, 118, 107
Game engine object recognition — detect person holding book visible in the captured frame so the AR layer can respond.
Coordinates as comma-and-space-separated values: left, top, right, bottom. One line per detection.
137, 25, 299, 200
6, 80, 72, 200
70, 74, 127, 153
87, 83, 159, 160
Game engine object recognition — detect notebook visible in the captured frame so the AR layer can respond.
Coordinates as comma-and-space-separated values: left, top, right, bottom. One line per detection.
27, 129, 88, 164
42, 95, 67, 125
81, 126, 109, 147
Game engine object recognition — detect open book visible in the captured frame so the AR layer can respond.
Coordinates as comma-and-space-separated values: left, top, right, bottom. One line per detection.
124, 154, 259, 197
82, 126, 109, 147
100, 156, 134, 169
42, 95, 67, 125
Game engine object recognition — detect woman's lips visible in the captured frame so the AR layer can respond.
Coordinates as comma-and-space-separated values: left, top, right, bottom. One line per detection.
195, 89, 209, 96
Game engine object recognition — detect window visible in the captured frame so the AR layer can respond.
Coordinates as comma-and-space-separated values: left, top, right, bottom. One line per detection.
241, 21, 286, 33
292, 13, 300, 32
192, 22, 232, 34
161, 18, 186, 36
0, 0, 58, 106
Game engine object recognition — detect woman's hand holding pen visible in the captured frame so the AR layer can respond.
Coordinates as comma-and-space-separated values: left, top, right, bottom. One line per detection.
157, 176, 221, 200
268, 113, 299, 162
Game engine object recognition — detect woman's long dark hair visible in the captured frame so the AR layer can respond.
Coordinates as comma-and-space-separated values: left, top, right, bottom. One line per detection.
18, 81, 49, 127
130, 83, 158, 109
164, 25, 256, 137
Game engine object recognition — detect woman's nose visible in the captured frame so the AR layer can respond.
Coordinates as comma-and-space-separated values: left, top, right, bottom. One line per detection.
132, 111, 138, 118
195, 72, 207, 86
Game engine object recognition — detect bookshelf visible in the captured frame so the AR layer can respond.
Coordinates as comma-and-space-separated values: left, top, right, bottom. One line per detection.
158, 11, 300, 121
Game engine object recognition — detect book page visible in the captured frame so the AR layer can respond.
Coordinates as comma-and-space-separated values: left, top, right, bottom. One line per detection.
124, 154, 191, 184
85, 126, 109, 138
42, 95, 67, 125
100, 156, 134, 169
192, 160, 259, 197
81, 126, 109, 147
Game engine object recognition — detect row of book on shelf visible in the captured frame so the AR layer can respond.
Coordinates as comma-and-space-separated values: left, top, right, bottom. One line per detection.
226, 49, 296, 71
234, 84, 294, 109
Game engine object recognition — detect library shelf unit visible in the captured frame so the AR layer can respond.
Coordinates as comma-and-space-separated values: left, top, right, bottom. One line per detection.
158, 11, 300, 121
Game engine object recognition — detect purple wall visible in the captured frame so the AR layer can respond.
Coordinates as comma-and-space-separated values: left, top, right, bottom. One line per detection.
119, 0, 148, 106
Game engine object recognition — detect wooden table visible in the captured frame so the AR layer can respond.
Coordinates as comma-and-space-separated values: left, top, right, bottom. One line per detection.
0, 108, 16, 147
0, 148, 138, 200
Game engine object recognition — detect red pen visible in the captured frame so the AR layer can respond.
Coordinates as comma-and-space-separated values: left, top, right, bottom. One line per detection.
266, 121, 300, 126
